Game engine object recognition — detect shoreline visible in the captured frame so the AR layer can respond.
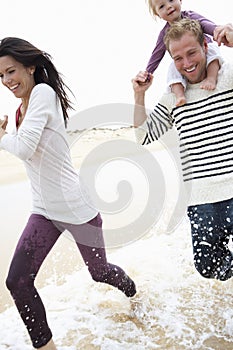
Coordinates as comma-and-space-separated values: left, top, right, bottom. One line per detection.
0, 126, 165, 186
0, 127, 138, 185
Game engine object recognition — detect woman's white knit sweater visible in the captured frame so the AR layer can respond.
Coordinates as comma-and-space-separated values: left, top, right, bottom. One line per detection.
0, 84, 98, 223
139, 62, 233, 206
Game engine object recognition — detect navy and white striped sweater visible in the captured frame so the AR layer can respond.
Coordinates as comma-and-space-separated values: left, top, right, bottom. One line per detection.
141, 62, 233, 206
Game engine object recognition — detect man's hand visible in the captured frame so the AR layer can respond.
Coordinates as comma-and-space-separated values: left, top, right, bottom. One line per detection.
214, 23, 233, 47
132, 71, 153, 94
132, 72, 153, 127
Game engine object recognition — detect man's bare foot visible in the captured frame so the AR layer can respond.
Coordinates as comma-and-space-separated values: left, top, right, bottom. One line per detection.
176, 96, 186, 107
200, 77, 216, 90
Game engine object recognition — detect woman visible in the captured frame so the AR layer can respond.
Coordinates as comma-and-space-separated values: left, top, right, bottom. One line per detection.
0, 37, 136, 349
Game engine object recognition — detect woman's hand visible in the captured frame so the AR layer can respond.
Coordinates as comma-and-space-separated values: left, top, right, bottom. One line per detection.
0, 115, 8, 139
0, 115, 8, 130
0, 127, 6, 139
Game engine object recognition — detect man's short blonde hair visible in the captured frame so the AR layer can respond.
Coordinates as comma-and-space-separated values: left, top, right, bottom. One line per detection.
164, 18, 205, 54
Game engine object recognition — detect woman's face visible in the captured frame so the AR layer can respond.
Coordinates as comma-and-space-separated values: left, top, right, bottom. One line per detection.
0, 55, 35, 100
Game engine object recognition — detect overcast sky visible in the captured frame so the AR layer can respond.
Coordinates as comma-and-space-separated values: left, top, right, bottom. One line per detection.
0, 0, 232, 126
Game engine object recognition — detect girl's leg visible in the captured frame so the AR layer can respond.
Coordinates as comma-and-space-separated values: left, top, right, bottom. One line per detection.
6, 214, 63, 349
171, 83, 186, 107
64, 214, 136, 297
200, 42, 223, 90
200, 59, 220, 90
167, 61, 187, 106
187, 203, 233, 281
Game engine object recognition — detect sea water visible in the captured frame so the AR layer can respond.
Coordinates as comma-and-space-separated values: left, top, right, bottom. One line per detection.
1, 217, 233, 349
1, 143, 233, 349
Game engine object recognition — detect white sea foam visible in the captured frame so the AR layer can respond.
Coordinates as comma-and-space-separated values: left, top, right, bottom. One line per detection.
1, 135, 233, 349
1, 216, 233, 349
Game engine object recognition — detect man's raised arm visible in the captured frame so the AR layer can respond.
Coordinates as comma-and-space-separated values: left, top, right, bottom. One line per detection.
132, 71, 153, 127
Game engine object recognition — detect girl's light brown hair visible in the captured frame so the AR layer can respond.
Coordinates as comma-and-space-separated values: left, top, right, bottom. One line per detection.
145, 0, 159, 19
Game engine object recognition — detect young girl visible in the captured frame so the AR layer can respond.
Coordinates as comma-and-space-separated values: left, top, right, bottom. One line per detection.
145, 0, 223, 106
0, 37, 136, 350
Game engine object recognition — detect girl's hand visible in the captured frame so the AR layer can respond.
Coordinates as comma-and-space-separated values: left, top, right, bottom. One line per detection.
0, 115, 8, 130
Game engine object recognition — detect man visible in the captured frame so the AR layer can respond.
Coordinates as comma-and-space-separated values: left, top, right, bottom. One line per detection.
132, 19, 233, 281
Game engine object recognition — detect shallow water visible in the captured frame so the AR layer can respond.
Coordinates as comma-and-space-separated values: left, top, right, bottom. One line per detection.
1, 218, 233, 349
1, 135, 233, 349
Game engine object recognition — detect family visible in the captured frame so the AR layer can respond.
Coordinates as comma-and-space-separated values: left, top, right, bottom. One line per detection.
0, 0, 233, 348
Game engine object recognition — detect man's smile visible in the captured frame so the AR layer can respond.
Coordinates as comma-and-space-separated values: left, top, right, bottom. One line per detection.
185, 65, 197, 73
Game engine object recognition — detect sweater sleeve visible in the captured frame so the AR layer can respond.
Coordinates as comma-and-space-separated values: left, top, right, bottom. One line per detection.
137, 102, 174, 145
0, 84, 55, 160
146, 24, 169, 74
183, 10, 217, 37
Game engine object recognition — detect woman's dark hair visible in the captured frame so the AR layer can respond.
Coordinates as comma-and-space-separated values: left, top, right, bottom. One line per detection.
0, 37, 74, 127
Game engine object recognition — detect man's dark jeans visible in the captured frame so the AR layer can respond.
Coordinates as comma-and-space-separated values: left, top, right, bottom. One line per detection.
188, 197, 233, 281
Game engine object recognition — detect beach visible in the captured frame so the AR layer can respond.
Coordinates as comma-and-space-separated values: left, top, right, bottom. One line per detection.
1, 127, 233, 350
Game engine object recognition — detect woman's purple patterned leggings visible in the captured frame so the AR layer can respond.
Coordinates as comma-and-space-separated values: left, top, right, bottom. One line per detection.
6, 213, 136, 348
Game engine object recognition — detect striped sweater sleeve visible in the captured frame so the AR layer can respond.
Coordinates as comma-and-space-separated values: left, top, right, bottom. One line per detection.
142, 103, 174, 145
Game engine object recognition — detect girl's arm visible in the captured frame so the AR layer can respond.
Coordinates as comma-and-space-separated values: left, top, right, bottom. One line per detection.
146, 24, 169, 74
185, 10, 217, 36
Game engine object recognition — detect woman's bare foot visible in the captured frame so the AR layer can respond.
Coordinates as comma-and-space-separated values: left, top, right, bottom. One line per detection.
37, 339, 57, 350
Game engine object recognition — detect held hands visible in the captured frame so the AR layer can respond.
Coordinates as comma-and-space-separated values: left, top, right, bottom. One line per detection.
132, 71, 153, 94
214, 23, 233, 47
